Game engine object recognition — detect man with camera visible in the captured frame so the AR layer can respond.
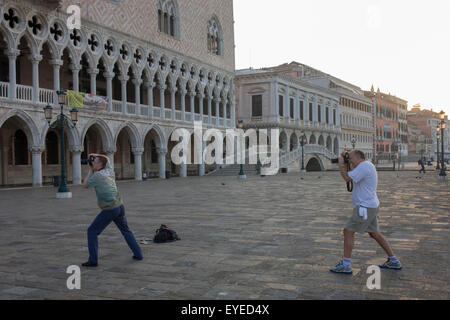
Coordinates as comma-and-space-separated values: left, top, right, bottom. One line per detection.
82, 154, 143, 267
330, 150, 402, 274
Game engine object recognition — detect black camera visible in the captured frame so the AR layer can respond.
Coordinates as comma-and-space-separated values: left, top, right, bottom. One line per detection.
343, 152, 350, 164
81, 155, 96, 166
331, 152, 350, 164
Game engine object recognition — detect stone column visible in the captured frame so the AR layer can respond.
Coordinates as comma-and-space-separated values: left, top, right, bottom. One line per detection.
189, 91, 195, 121
215, 96, 220, 126
144, 81, 154, 118
222, 98, 227, 122
88, 68, 99, 95
313, 95, 318, 122
70, 63, 81, 93
305, 95, 310, 122
133, 78, 142, 116
180, 161, 187, 178
159, 85, 166, 120
181, 89, 186, 121
230, 96, 236, 128
29, 54, 42, 103
199, 140, 206, 176
198, 93, 204, 122
30, 146, 44, 187
104, 71, 114, 112
119, 75, 129, 114
71, 147, 83, 185
294, 91, 300, 123
157, 148, 167, 179
49, 59, 63, 104
284, 87, 289, 118
132, 147, 144, 181
207, 94, 212, 124
170, 86, 176, 120
6, 49, 20, 100
105, 148, 116, 171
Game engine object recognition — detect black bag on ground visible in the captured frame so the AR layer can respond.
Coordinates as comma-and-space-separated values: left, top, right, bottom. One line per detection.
153, 224, 180, 243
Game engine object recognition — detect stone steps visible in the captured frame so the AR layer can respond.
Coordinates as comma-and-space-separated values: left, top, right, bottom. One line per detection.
208, 164, 259, 176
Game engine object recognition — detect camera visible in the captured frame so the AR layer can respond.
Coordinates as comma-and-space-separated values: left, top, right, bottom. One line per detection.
331, 152, 350, 164
81, 155, 96, 166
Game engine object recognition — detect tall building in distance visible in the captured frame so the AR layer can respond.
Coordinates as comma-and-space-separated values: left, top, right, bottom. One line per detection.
0, 0, 235, 187
364, 87, 408, 163
407, 105, 449, 162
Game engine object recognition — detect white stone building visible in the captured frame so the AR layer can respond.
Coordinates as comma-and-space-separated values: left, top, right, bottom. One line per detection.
0, 0, 235, 187
235, 68, 341, 172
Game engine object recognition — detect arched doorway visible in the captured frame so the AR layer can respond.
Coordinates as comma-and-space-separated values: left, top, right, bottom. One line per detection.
115, 128, 135, 180
143, 128, 162, 178
0, 117, 33, 186
306, 157, 322, 172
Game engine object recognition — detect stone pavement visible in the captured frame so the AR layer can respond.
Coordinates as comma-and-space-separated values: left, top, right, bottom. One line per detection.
0, 170, 448, 300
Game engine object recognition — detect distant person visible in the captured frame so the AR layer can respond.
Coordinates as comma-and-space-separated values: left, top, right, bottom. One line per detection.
418, 158, 426, 174
330, 150, 402, 274
82, 154, 143, 267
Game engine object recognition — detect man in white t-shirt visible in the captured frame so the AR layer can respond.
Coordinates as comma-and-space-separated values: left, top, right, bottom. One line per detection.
330, 150, 402, 274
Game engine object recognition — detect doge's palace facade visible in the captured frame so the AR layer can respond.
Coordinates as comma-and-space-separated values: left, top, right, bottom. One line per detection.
0, 0, 235, 186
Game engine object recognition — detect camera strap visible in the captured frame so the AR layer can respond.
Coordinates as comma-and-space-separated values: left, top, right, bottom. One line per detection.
347, 181, 353, 192
346, 163, 353, 192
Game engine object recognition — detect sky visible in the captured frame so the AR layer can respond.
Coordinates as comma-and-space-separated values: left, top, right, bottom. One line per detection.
233, 0, 450, 115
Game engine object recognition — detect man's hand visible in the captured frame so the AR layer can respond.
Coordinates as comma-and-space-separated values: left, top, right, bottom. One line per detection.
339, 152, 352, 183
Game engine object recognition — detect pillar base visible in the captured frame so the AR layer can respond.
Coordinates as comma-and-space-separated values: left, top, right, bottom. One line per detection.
56, 192, 72, 199
238, 174, 247, 179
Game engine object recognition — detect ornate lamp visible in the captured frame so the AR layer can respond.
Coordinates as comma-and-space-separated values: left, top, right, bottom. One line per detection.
44, 104, 53, 124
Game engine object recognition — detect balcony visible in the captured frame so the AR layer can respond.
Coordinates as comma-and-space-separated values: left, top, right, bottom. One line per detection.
0, 81, 234, 128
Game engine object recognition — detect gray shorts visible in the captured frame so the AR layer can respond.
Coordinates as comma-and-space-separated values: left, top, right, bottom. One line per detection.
344, 206, 380, 234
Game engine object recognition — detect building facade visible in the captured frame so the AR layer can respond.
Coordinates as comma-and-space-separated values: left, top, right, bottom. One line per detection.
407, 105, 449, 162
0, 0, 235, 187
270, 62, 374, 160
235, 67, 341, 172
364, 88, 408, 163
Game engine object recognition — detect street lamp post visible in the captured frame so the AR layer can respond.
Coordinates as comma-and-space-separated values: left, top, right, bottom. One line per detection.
436, 126, 441, 170
44, 90, 79, 198
237, 120, 246, 179
439, 111, 447, 178
351, 136, 356, 149
300, 132, 307, 173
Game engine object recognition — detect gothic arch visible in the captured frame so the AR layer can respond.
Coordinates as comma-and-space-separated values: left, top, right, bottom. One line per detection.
114, 122, 141, 149
40, 118, 80, 151
0, 109, 40, 147
142, 124, 166, 149
80, 118, 114, 150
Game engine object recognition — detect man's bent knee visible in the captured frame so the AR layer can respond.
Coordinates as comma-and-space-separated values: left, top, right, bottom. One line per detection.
368, 232, 379, 239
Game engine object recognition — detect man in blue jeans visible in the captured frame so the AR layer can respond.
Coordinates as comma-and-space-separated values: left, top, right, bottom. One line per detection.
82, 154, 143, 267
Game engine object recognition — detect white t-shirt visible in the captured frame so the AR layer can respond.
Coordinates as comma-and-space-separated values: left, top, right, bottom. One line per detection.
348, 161, 380, 208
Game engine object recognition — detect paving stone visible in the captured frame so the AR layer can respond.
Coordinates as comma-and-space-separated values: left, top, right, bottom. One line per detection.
0, 171, 448, 299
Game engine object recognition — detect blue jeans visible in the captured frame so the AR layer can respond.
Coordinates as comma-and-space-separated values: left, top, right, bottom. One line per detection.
87, 204, 143, 264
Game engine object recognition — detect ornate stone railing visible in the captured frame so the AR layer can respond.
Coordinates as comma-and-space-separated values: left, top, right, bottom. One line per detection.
0, 81, 233, 128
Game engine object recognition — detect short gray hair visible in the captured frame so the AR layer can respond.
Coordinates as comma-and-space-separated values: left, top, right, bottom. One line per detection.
353, 150, 366, 160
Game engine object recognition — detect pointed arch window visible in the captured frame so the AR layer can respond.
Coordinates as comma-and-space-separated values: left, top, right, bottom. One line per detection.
207, 16, 223, 56
158, 0, 179, 39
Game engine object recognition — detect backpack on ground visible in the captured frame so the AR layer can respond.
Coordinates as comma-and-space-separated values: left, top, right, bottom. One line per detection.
153, 224, 181, 243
